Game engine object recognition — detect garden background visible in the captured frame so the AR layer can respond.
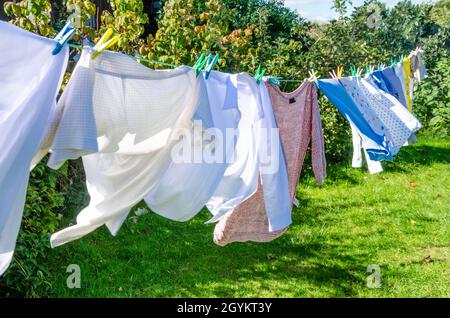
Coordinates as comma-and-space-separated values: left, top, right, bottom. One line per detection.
0, 0, 449, 297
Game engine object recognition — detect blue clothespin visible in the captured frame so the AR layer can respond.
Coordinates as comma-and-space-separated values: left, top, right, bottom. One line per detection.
52, 21, 76, 55
204, 53, 219, 80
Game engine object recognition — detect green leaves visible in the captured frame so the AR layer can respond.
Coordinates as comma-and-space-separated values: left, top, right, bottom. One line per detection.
4, 0, 53, 36
414, 57, 450, 137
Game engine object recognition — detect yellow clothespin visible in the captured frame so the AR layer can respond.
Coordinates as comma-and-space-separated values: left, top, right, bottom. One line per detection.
92, 28, 120, 60
337, 65, 343, 79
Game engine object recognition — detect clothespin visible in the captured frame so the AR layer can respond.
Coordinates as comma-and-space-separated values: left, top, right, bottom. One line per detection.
193, 53, 207, 77
356, 67, 364, 77
92, 28, 120, 60
350, 65, 357, 77
377, 63, 385, 70
52, 21, 76, 55
308, 69, 319, 82
390, 57, 397, 67
254, 65, 267, 84
268, 76, 282, 87
329, 66, 343, 79
337, 65, 343, 79
204, 53, 219, 80
329, 69, 338, 79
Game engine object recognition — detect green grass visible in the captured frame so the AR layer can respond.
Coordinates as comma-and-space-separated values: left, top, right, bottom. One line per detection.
42, 134, 450, 297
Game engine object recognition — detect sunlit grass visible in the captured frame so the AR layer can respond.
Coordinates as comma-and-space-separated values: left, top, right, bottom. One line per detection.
42, 134, 449, 297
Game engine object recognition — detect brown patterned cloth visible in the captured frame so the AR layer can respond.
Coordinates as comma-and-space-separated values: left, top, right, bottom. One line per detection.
213, 80, 326, 246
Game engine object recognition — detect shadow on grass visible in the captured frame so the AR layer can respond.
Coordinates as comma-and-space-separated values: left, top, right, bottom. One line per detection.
46, 204, 372, 297
44, 136, 449, 297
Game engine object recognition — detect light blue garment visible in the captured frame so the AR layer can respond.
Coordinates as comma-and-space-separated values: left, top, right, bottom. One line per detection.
316, 78, 392, 161
381, 67, 408, 108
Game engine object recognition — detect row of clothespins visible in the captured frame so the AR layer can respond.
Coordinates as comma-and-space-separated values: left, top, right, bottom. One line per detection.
328, 46, 422, 80
52, 21, 118, 59
51, 21, 420, 87
50, 21, 316, 86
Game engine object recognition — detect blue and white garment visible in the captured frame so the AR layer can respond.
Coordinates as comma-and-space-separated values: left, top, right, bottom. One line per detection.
339, 77, 394, 145
0, 21, 69, 275
316, 78, 392, 161
360, 76, 422, 155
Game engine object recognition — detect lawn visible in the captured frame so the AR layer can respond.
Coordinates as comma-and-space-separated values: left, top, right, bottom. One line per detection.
42, 134, 450, 297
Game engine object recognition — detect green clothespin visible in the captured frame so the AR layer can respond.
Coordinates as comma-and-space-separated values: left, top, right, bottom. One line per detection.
390, 58, 397, 67
254, 65, 266, 84
193, 53, 207, 77
268, 76, 281, 87
350, 65, 357, 77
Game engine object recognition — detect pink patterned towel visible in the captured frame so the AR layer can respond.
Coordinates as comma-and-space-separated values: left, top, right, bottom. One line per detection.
214, 81, 326, 246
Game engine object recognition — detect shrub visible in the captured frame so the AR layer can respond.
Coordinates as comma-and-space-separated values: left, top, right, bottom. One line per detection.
414, 57, 450, 137
0, 162, 67, 297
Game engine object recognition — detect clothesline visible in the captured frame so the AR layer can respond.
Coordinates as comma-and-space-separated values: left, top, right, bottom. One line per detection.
67, 43, 414, 84
67, 43, 307, 82
68, 43, 179, 68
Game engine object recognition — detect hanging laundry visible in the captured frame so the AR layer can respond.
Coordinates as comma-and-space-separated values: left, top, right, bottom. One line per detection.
144, 71, 265, 224
370, 70, 390, 93
38, 47, 205, 247
381, 67, 408, 108
410, 49, 427, 82
213, 81, 326, 245
402, 57, 414, 112
394, 61, 409, 110
203, 75, 268, 224
0, 21, 69, 275
350, 123, 383, 174
316, 78, 392, 161
362, 76, 422, 154
339, 76, 394, 145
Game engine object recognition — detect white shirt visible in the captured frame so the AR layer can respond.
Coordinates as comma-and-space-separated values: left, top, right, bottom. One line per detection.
254, 81, 291, 231
144, 71, 259, 222
203, 74, 263, 223
0, 21, 68, 275
46, 48, 203, 247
